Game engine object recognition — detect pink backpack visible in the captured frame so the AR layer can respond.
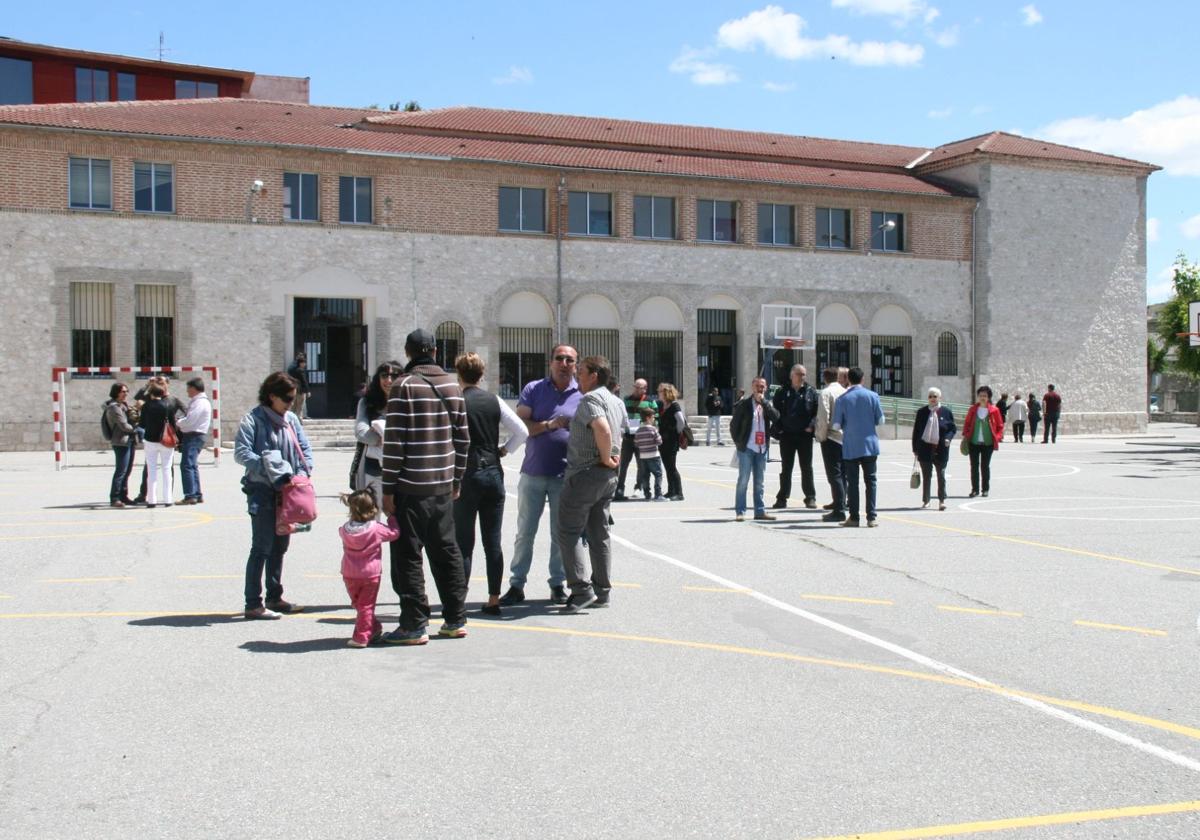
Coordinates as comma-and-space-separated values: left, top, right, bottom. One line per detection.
275, 422, 317, 534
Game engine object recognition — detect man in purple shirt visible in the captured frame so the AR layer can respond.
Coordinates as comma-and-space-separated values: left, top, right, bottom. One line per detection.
500, 344, 582, 606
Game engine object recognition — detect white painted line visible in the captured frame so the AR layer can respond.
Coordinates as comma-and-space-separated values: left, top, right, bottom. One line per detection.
610, 532, 1200, 775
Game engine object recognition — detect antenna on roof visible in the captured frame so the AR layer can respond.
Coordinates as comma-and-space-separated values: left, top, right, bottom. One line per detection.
154, 31, 173, 62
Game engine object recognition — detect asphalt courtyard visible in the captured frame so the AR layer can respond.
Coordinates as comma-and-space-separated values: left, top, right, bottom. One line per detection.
2, 425, 1200, 839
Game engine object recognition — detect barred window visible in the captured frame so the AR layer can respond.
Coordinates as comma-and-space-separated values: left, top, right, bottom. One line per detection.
937, 331, 959, 376
70, 282, 113, 368
499, 326, 553, 399
634, 330, 683, 392
435, 321, 465, 372
817, 334, 859, 372
871, 336, 912, 398
568, 327, 620, 385
135, 285, 176, 367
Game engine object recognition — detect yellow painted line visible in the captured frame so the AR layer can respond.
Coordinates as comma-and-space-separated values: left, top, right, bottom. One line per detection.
611, 582, 643, 589
937, 605, 1024, 618
179, 575, 243, 580
1, 609, 1198, 744
681, 476, 736, 490
1074, 620, 1168, 638
39, 576, 135, 584
0, 511, 215, 542
807, 797, 1200, 839
881, 515, 1200, 578
683, 585, 750, 594
801, 594, 894, 606
0, 594, 12, 599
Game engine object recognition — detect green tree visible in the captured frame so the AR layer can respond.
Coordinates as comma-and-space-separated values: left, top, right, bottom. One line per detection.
1154, 254, 1200, 379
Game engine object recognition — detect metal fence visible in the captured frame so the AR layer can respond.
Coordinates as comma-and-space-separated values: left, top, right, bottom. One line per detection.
634, 330, 684, 393
568, 327, 620, 384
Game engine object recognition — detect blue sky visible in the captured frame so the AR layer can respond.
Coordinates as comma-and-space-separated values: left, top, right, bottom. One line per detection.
8, 1, 1199, 301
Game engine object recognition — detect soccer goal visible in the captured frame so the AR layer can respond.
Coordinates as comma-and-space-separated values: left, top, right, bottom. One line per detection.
758, 304, 816, 381
51, 365, 222, 471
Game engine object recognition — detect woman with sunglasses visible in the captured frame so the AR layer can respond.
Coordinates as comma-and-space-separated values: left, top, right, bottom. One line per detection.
353, 361, 405, 507
911, 387, 956, 510
234, 371, 314, 620
104, 382, 138, 508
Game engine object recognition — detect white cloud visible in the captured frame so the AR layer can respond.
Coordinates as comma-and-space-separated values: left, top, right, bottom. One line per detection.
1021, 4, 1043, 25
832, 0, 929, 20
1037, 96, 1200, 176
930, 24, 959, 47
970, 104, 993, 116
763, 81, 796, 92
718, 5, 924, 66
1182, 214, 1200, 239
923, 7, 940, 23
927, 107, 953, 119
1147, 218, 1160, 243
669, 47, 740, 85
1148, 265, 1176, 304
492, 66, 533, 85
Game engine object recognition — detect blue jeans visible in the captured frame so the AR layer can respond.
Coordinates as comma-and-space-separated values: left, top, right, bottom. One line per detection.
509, 472, 566, 590
109, 443, 135, 502
179, 433, 206, 500
244, 486, 290, 609
843, 455, 878, 521
735, 448, 767, 516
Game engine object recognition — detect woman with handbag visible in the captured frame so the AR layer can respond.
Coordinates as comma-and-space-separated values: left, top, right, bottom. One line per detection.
962, 385, 1005, 498
911, 387, 957, 510
352, 361, 404, 507
138, 382, 179, 508
234, 371, 314, 620
657, 382, 686, 501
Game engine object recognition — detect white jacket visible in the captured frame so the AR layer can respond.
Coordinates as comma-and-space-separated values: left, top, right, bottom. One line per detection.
1007, 399, 1028, 423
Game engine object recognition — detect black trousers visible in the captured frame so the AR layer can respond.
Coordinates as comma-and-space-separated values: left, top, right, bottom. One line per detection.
968, 444, 994, 493
1012, 421, 1025, 442
1029, 417, 1040, 440
819, 440, 846, 513
453, 466, 506, 597
776, 433, 816, 503
390, 492, 468, 631
616, 434, 639, 497
1043, 415, 1059, 443
660, 440, 682, 498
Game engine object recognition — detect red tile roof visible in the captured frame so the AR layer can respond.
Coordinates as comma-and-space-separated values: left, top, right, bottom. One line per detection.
364, 106, 930, 169
0, 101, 1157, 199
922, 131, 1157, 172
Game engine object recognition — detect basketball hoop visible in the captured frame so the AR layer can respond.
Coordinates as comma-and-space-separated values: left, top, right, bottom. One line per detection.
783, 338, 794, 350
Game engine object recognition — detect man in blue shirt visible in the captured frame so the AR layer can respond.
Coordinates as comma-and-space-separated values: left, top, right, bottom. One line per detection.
831, 366, 884, 527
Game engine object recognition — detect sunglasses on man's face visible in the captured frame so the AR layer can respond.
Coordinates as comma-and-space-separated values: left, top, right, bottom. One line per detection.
279, 393, 296, 403
554, 355, 577, 364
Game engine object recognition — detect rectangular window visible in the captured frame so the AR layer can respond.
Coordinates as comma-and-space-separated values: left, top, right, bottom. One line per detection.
757, 203, 795, 246
816, 208, 852, 249
135, 285, 176, 367
134, 162, 174, 213
283, 172, 319, 221
69, 158, 112, 210
338, 176, 373, 224
633, 195, 676, 239
498, 186, 546, 233
75, 67, 109, 102
175, 79, 220, 99
70, 282, 113, 368
697, 199, 737, 243
567, 191, 612, 236
117, 72, 137, 101
871, 211, 905, 252
0, 56, 33, 105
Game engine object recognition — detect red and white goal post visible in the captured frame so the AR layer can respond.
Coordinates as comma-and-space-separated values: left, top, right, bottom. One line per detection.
52, 365, 221, 471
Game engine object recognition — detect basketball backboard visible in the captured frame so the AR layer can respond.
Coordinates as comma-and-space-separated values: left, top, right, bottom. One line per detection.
760, 304, 816, 350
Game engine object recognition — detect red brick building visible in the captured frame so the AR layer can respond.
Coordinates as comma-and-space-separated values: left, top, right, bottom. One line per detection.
0, 38, 308, 105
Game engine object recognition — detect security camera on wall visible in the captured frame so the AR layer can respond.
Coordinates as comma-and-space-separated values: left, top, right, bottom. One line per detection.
250, 180, 264, 194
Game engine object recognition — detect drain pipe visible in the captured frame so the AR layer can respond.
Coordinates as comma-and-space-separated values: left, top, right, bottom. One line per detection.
555, 174, 565, 344
970, 199, 979, 395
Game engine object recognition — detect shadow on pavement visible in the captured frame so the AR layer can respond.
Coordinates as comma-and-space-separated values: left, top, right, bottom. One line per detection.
128, 613, 242, 628
239, 637, 349, 654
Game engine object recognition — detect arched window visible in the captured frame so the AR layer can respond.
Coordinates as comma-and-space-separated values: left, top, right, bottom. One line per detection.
937, 331, 958, 376
435, 321, 465, 372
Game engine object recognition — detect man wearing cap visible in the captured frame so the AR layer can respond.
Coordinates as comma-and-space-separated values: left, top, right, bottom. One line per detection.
380, 328, 471, 645
500, 344, 582, 606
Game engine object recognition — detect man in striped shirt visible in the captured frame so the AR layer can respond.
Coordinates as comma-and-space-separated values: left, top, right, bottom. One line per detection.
380, 328, 471, 646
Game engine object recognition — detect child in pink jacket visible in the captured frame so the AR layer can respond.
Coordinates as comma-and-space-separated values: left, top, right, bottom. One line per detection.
339, 489, 400, 648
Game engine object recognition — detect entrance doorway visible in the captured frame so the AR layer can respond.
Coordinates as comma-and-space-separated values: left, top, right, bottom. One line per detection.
697, 308, 737, 414
293, 298, 367, 418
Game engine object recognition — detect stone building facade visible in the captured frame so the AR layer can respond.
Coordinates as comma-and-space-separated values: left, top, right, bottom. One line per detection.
0, 100, 1155, 451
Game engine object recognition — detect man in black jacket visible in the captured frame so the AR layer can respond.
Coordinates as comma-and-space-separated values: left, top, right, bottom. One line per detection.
730, 377, 780, 522
771, 364, 819, 509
